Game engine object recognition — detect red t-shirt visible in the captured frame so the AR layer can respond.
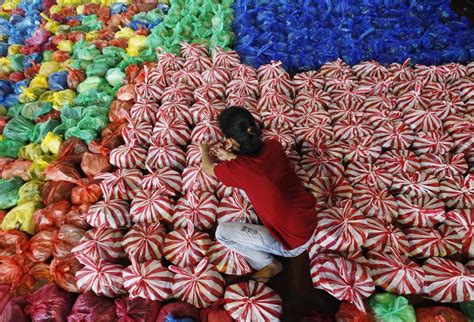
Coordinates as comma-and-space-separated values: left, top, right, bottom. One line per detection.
214, 139, 317, 250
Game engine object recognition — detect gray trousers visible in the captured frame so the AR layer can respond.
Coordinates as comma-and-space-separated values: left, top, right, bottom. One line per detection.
215, 222, 308, 270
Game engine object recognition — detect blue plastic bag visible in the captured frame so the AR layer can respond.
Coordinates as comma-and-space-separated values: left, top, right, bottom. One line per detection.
48, 71, 68, 91
111, 3, 128, 15
0, 81, 13, 97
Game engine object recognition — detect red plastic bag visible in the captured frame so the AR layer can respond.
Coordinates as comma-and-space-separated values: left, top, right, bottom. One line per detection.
102, 122, 126, 137
50, 255, 82, 293
1, 160, 32, 181
116, 84, 136, 102
67, 291, 117, 322
115, 297, 161, 322
0, 231, 28, 256
25, 230, 56, 262
83, 3, 100, 14
336, 302, 375, 322
0, 210, 6, 224
8, 71, 25, 82
91, 40, 108, 51
45, 161, 81, 183
416, 307, 467, 322
52, 50, 70, 63
109, 37, 129, 49
302, 311, 335, 322
25, 283, 76, 322
33, 200, 71, 231
53, 224, 86, 259
35, 109, 61, 123
98, 28, 116, 41
109, 100, 133, 123
51, 34, 67, 47
88, 135, 121, 156
81, 152, 112, 177
125, 64, 141, 84
0, 284, 11, 313
156, 302, 200, 322
0, 117, 10, 134
0, 157, 14, 172
58, 138, 88, 165
24, 63, 41, 79
71, 179, 103, 205
200, 299, 232, 322
67, 31, 86, 43
41, 181, 76, 206
67, 69, 86, 91
0, 296, 28, 322
0, 254, 51, 296
65, 204, 90, 230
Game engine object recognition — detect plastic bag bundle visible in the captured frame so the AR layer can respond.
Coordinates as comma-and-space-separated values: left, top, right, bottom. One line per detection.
217, 190, 258, 224
396, 195, 446, 227
67, 291, 117, 322
376, 149, 421, 176
95, 168, 142, 201
208, 241, 252, 276
310, 176, 353, 209
123, 222, 165, 262
72, 225, 124, 264
76, 257, 126, 298
364, 218, 410, 255
25, 284, 76, 322
146, 142, 186, 171
444, 209, 473, 257
50, 255, 83, 293
172, 191, 217, 230
392, 171, 441, 198
440, 174, 473, 208
130, 186, 174, 223
405, 226, 462, 258
123, 259, 173, 301
151, 113, 191, 146
369, 293, 416, 322
141, 166, 182, 197
115, 297, 161, 322
110, 136, 147, 169
182, 164, 219, 193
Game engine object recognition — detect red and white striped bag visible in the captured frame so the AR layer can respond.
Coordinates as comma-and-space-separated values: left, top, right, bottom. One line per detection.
340, 137, 382, 163
148, 64, 173, 88
161, 82, 195, 105
312, 256, 375, 312
301, 154, 345, 179
261, 104, 298, 130
141, 166, 182, 197
414, 64, 448, 83
396, 84, 430, 112
172, 68, 203, 89
366, 109, 403, 130
180, 42, 208, 58
257, 61, 289, 81
156, 52, 185, 72
293, 71, 325, 92
160, 99, 193, 125
184, 55, 213, 73
152, 113, 191, 147
95, 169, 142, 201
163, 221, 211, 268
230, 64, 258, 80
367, 250, 425, 295
376, 150, 420, 176
325, 74, 358, 93
310, 176, 353, 209
135, 66, 164, 102
202, 66, 231, 85
226, 93, 258, 110
195, 83, 226, 102
212, 46, 240, 68
130, 186, 174, 224
260, 75, 295, 97
190, 98, 225, 124
130, 101, 160, 125
300, 138, 345, 162
169, 257, 225, 308
216, 183, 241, 199
353, 60, 389, 80
358, 78, 394, 96
320, 59, 353, 78
257, 89, 293, 112
430, 97, 465, 119
224, 280, 283, 321
122, 222, 165, 262
439, 174, 473, 208
396, 194, 446, 227
363, 218, 410, 255
444, 63, 469, 82
330, 88, 366, 105
352, 184, 398, 223
294, 106, 331, 127
327, 100, 363, 123
313, 200, 368, 252
146, 142, 186, 171
76, 257, 126, 298
294, 89, 332, 110
182, 164, 219, 193
392, 172, 440, 198
72, 225, 124, 264
185, 143, 221, 167
191, 119, 224, 144
123, 258, 173, 301
373, 121, 415, 150
363, 94, 396, 112
412, 131, 454, 155
218, 190, 258, 224
208, 241, 252, 276
444, 209, 474, 257
405, 227, 462, 258
294, 122, 334, 144
261, 128, 296, 152
346, 161, 393, 190
333, 117, 373, 141
392, 78, 424, 96
85, 192, 131, 229
120, 112, 153, 148
422, 257, 474, 302
172, 191, 218, 230
226, 77, 260, 98
110, 136, 147, 170
388, 59, 415, 81
403, 108, 443, 132
467, 260, 474, 273
424, 81, 458, 100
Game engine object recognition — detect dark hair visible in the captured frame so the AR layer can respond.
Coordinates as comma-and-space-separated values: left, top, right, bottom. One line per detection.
218, 106, 263, 156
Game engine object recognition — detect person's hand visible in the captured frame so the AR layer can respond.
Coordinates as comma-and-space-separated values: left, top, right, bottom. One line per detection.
199, 143, 210, 154
216, 148, 237, 161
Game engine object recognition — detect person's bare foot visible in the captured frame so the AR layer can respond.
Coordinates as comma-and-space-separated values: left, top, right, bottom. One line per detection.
252, 260, 283, 283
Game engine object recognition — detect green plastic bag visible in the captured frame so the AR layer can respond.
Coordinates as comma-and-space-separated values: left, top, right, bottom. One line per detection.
17, 180, 44, 205
77, 76, 107, 93
77, 116, 108, 132
53, 119, 77, 136
80, 106, 109, 118
460, 301, 474, 321
31, 120, 61, 144
3, 116, 35, 143
74, 45, 101, 61
86, 62, 109, 77
0, 177, 23, 209
70, 59, 91, 70
0, 139, 23, 158
105, 68, 125, 87
369, 293, 416, 322
20, 102, 53, 121
102, 46, 125, 57
9, 54, 24, 72
94, 55, 122, 68
82, 14, 103, 31
42, 50, 52, 62
64, 127, 97, 144
6, 103, 23, 118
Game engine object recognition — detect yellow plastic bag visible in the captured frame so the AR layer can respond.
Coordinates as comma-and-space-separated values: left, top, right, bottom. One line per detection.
7, 45, 23, 56
61, 59, 73, 69
17, 180, 44, 205
49, 5, 62, 14
28, 155, 56, 181
39, 62, 60, 76
2, 201, 41, 234
115, 27, 136, 39
86, 31, 99, 42
127, 35, 147, 57
18, 143, 45, 161
38, 91, 55, 103
57, 40, 73, 52
30, 74, 49, 90
41, 132, 63, 155
0, 106, 7, 116
0, 57, 13, 75
1, 0, 21, 10
52, 89, 76, 110
76, 5, 85, 14
19, 87, 45, 104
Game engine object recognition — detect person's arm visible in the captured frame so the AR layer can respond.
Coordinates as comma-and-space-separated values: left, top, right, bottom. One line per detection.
199, 143, 216, 177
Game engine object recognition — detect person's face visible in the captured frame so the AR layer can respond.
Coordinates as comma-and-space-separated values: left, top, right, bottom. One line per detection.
225, 138, 240, 151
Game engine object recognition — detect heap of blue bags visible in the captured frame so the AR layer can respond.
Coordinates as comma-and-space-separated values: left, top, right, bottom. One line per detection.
232, 0, 474, 72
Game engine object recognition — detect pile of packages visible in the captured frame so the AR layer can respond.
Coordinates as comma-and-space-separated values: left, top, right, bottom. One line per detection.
232, 0, 474, 71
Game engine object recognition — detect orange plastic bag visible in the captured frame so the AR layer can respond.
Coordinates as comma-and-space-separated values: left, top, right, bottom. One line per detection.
81, 152, 112, 177
336, 303, 375, 322
116, 84, 136, 102
109, 100, 133, 123
71, 179, 103, 205
416, 307, 467, 322
41, 181, 75, 206
52, 224, 86, 259
1, 160, 32, 181
58, 138, 88, 165
67, 69, 86, 90
0, 231, 29, 257
125, 64, 141, 84
25, 230, 56, 263
88, 135, 121, 156
45, 161, 81, 183
102, 122, 126, 137
65, 204, 90, 230
50, 255, 82, 293
33, 200, 71, 231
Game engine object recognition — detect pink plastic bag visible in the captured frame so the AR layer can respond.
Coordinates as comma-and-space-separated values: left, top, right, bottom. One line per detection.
67, 291, 117, 322
25, 284, 76, 322
0, 296, 28, 322
115, 297, 161, 322
156, 302, 200, 322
